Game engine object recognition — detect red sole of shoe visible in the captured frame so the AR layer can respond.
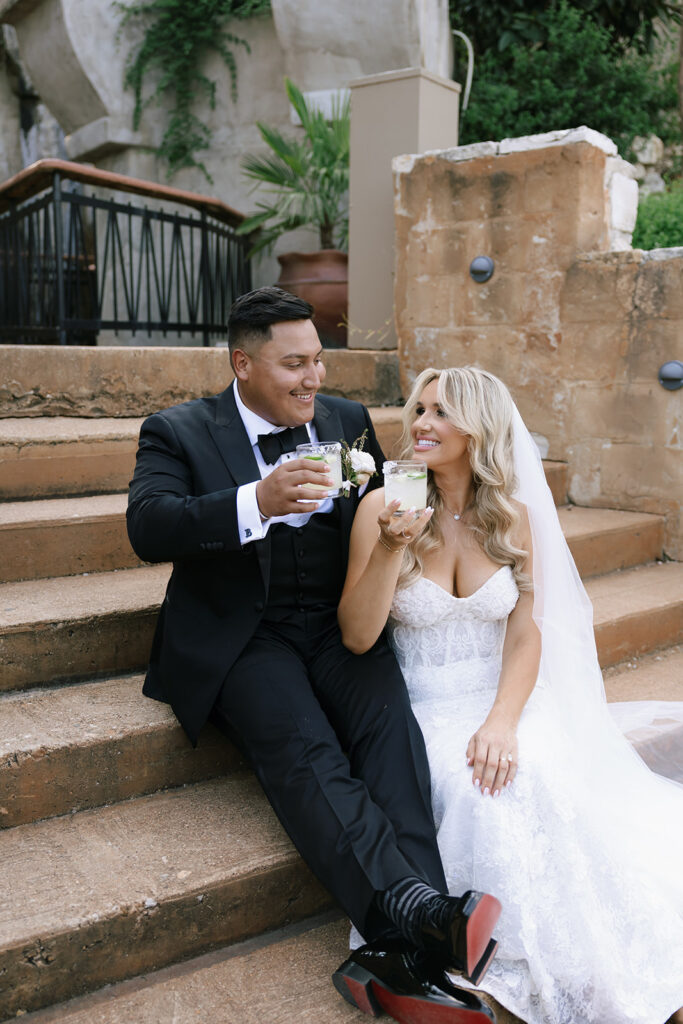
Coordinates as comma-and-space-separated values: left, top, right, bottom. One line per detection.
373, 984, 494, 1023
333, 967, 495, 1023
460, 894, 502, 980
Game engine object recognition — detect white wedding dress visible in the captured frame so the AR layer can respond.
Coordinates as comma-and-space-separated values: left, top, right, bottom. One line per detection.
386, 565, 683, 1024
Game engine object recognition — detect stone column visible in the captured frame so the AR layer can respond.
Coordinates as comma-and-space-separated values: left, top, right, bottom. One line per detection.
348, 68, 461, 350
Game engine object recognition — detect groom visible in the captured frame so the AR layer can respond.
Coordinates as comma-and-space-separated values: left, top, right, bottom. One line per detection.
127, 286, 500, 1022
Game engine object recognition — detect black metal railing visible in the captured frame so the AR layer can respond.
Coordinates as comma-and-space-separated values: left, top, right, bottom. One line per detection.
0, 160, 252, 345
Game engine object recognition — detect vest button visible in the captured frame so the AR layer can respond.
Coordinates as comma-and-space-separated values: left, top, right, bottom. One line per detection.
298, 571, 306, 580
296, 527, 304, 535
298, 549, 305, 557
254, 601, 264, 612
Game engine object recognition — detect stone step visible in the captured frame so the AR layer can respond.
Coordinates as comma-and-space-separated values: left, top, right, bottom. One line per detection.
9, 913, 519, 1024
0, 412, 567, 505
4, 644, 680, 832
0, 417, 143, 500
0, 775, 331, 1019
0, 564, 170, 692
0, 344, 401, 420
2, 546, 680, 695
603, 644, 683, 704
9, 915, 366, 1024
0, 494, 142, 583
557, 506, 663, 577
587, 561, 683, 668
1, 493, 650, 585
542, 460, 567, 507
0, 674, 243, 828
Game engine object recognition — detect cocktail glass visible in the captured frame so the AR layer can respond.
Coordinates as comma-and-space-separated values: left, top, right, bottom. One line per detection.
296, 442, 343, 498
383, 460, 428, 514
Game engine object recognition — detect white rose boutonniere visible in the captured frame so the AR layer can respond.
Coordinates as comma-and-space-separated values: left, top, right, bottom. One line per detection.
340, 429, 377, 496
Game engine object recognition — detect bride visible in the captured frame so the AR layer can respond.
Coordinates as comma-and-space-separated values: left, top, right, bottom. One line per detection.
337, 366, 683, 1024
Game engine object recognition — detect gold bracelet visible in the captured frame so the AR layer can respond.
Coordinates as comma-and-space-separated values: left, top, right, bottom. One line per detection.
377, 532, 404, 554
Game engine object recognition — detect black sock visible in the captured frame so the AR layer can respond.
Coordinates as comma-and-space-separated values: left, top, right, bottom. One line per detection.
374, 876, 457, 947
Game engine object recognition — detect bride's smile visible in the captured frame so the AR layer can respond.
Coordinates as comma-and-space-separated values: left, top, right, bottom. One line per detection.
411, 379, 470, 469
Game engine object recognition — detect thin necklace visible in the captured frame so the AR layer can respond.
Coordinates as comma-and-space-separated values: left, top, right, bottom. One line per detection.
443, 500, 474, 522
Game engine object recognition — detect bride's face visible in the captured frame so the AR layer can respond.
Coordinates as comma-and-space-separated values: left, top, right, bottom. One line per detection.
410, 379, 470, 468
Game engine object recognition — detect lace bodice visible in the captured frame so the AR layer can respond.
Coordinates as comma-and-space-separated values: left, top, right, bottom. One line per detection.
388, 566, 519, 704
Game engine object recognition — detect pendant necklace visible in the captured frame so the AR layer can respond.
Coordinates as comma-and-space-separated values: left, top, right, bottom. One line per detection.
444, 500, 474, 522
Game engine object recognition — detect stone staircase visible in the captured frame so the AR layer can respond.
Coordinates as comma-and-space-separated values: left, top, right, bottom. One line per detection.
1, 379, 681, 1023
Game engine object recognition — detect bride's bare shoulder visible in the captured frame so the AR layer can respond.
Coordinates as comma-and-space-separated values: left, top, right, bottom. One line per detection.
358, 486, 386, 513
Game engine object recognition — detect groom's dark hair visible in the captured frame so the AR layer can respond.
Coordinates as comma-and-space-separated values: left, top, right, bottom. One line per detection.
228, 286, 314, 354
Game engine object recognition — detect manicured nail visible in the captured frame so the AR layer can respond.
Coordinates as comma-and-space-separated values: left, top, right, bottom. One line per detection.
474, 778, 480, 787
493, 789, 500, 798
504, 780, 511, 787
483, 787, 490, 796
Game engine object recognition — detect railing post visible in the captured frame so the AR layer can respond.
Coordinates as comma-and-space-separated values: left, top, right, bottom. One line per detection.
52, 171, 67, 345
200, 208, 210, 347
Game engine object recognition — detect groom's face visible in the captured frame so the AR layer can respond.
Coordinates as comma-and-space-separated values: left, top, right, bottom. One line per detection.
233, 318, 326, 427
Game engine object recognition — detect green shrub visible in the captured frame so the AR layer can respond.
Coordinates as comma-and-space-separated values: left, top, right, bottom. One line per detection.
632, 184, 683, 249
449, 0, 681, 56
457, 1, 680, 158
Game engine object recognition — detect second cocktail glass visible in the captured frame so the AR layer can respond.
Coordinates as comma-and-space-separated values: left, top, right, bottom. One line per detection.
383, 460, 428, 514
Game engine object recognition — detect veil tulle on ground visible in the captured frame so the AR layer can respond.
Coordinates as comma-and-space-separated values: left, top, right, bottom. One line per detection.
511, 404, 683, 789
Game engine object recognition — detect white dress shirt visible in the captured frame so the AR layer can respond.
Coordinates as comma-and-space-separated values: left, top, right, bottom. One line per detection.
233, 380, 334, 545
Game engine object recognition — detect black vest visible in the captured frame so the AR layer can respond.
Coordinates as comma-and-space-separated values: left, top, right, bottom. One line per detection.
263, 505, 345, 621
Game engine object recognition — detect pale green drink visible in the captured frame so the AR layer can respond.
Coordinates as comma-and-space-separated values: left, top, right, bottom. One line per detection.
383, 460, 428, 513
296, 442, 343, 497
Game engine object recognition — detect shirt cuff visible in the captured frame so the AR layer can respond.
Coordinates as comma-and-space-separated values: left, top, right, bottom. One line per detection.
237, 481, 268, 544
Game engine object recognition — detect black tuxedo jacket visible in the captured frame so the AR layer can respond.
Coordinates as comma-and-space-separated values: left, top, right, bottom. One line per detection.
127, 386, 386, 743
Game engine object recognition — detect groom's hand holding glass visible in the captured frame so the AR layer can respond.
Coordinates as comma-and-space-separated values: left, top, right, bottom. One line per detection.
255, 457, 335, 518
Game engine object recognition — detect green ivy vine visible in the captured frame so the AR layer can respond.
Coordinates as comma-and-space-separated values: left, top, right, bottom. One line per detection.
117, 0, 272, 181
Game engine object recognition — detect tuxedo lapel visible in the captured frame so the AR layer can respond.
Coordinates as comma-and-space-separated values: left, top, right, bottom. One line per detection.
206, 386, 260, 488
312, 398, 344, 445
206, 386, 270, 589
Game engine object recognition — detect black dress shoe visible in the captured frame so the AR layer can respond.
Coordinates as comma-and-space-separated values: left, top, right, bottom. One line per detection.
332, 944, 496, 1022
421, 890, 501, 984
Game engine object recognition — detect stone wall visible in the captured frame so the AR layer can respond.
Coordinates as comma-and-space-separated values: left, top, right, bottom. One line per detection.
393, 128, 682, 558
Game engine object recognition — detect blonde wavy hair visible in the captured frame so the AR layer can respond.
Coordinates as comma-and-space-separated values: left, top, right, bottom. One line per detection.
396, 366, 531, 591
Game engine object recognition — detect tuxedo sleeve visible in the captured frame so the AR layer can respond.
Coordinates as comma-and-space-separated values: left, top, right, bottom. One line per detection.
127, 411, 244, 563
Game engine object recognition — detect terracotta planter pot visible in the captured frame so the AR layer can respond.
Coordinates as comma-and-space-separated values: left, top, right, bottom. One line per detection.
276, 249, 348, 347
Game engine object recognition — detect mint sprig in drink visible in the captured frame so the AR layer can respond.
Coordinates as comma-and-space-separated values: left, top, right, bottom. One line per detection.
383, 460, 428, 514
296, 442, 343, 497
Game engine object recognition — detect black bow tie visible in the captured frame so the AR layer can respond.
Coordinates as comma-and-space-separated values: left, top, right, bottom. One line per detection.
256, 425, 310, 465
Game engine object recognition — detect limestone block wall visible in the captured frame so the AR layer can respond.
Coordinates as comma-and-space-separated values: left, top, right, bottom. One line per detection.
393, 128, 682, 558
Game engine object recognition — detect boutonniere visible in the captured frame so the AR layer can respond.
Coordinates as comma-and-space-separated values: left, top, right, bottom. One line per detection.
340, 429, 377, 497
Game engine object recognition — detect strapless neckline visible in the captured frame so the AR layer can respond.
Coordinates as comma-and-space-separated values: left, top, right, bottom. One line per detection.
418, 566, 509, 602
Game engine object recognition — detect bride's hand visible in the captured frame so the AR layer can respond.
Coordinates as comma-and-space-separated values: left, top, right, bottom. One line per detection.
466, 717, 518, 797
377, 500, 433, 551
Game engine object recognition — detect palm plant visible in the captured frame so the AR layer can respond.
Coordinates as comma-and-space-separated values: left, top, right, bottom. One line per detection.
237, 78, 350, 255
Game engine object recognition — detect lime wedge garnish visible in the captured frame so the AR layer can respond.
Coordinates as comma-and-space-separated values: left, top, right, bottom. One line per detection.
406, 472, 427, 479
304, 454, 325, 461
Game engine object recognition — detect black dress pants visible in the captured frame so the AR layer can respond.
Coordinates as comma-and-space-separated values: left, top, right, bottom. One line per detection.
212, 608, 447, 939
